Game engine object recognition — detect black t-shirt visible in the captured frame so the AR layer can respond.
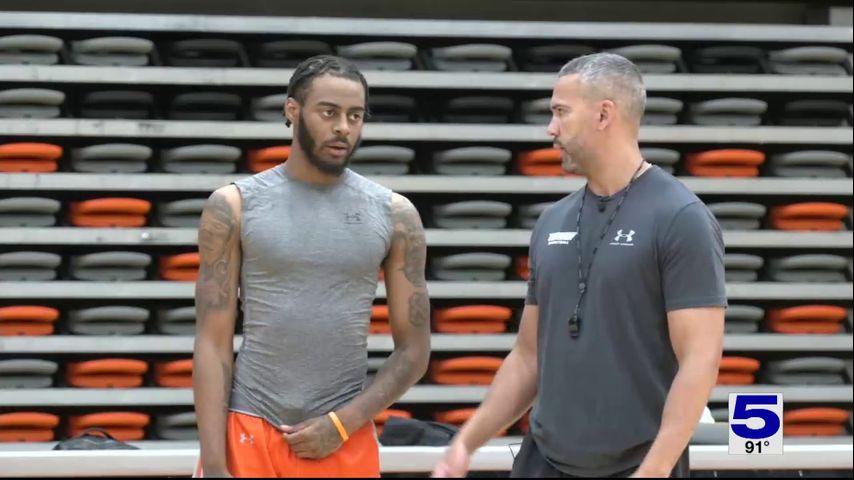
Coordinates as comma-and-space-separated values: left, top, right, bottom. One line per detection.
526, 166, 728, 476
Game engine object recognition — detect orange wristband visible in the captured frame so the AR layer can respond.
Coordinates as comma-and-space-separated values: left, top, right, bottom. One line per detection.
328, 411, 349, 442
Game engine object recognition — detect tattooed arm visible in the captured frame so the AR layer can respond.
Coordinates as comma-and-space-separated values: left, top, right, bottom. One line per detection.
341, 193, 431, 428
192, 185, 241, 477
282, 193, 431, 459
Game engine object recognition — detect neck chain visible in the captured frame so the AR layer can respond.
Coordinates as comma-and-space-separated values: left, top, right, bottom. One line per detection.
568, 160, 647, 338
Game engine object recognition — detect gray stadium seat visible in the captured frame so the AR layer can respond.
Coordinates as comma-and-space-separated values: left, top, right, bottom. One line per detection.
71, 143, 152, 173
520, 97, 551, 124
251, 40, 332, 68
710, 408, 729, 423
349, 145, 414, 175
768, 150, 851, 178
432, 201, 513, 229
441, 96, 514, 123
764, 357, 847, 385
724, 253, 764, 282
168, 92, 242, 121
768, 46, 849, 76
690, 45, 764, 74
70, 36, 153, 66
766, 254, 849, 282
366, 357, 385, 381
516, 202, 553, 229
160, 144, 241, 174
519, 44, 596, 72
640, 147, 680, 174
250, 94, 285, 122
724, 304, 765, 333
707, 202, 767, 230
68, 306, 150, 335
155, 412, 198, 440
689, 98, 767, 126
0, 88, 64, 119
0, 34, 63, 65
155, 306, 196, 335
0, 251, 61, 281
779, 99, 850, 127
69, 251, 151, 281
432, 252, 511, 281
431, 146, 511, 176
0, 197, 61, 227
0, 359, 57, 389
337, 41, 417, 71
166, 39, 245, 67
607, 44, 682, 73
368, 94, 417, 122
643, 97, 684, 125
690, 423, 729, 445
157, 199, 207, 228
430, 44, 512, 72
79, 90, 154, 119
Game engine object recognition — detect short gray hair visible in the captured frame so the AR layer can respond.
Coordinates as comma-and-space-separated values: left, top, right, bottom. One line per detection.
558, 53, 646, 123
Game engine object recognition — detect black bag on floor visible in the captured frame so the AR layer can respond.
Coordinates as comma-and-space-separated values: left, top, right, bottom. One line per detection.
53, 427, 139, 450
378, 416, 458, 446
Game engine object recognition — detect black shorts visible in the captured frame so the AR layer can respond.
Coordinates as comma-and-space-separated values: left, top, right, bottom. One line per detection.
510, 435, 690, 478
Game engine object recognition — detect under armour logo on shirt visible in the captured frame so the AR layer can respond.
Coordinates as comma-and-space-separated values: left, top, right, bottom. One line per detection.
344, 211, 363, 224
239, 433, 254, 445
610, 229, 636, 246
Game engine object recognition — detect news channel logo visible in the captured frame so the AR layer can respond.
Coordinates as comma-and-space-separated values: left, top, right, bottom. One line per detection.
729, 393, 783, 455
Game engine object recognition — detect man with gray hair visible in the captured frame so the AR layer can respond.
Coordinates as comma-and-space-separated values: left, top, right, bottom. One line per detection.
432, 53, 726, 477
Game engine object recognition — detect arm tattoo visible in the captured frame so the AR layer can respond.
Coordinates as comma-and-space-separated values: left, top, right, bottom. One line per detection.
407, 290, 429, 328
391, 197, 429, 327
196, 191, 238, 322
391, 197, 427, 288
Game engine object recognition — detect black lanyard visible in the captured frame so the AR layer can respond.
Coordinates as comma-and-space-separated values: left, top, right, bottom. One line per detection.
569, 161, 646, 338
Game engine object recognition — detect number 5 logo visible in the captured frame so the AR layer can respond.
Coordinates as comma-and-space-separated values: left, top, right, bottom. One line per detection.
730, 394, 781, 439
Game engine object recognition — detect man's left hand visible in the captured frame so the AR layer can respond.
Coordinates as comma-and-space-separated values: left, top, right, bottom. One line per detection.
280, 415, 344, 459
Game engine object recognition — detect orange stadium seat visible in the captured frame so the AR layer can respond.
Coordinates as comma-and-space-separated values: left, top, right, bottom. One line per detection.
784, 408, 849, 437
717, 356, 761, 385
0, 142, 62, 172
69, 198, 151, 227
370, 305, 390, 334
154, 359, 193, 388
515, 256, 530, 281
433, 305, 513, 334
685, 149, 765, 177
435, 408, 508, 437
65, 358, 148, 388
767, 305, 847, 334
429, 356, 503, 385
68, 412, 150, 441
0, 412, 59, 442
248, 145, 290, 173
0, 305, 59, 336
516, 148, 566, 176
160, 252, 200, 281
769, 202, 849, 231
374, 409, 412, 436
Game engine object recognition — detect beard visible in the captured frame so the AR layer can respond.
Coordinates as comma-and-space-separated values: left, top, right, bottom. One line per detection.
296, 111, 361, 176
556, 138, 588, 175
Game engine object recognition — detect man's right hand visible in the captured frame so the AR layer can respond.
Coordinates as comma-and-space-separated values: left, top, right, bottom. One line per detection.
431, 439, 471, 478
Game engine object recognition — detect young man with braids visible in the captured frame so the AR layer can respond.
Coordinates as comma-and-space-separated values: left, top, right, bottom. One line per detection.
193, 55, 431, 477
